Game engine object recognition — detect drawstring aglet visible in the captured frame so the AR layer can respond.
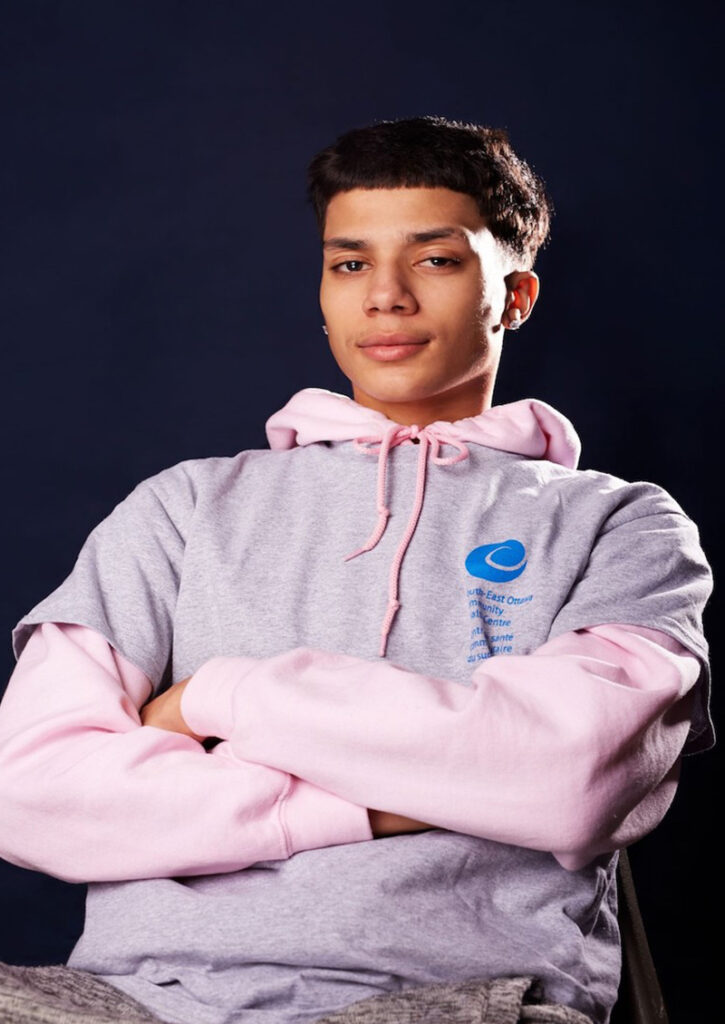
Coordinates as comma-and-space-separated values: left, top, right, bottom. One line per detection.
378, 598, 401, 657
343, 507, 390, 561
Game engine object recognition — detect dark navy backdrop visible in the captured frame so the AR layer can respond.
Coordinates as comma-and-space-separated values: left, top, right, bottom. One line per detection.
1, 2, 721, 1019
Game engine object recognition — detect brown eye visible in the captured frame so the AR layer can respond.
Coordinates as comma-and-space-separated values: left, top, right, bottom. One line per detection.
334, 260, 367, 273
421, 257, 461, 268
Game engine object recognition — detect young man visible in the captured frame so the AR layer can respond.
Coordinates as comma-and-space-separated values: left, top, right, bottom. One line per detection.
0, 117, 713, 1024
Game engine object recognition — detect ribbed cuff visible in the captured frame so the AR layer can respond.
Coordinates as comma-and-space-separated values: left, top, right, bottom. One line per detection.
281, 777, 374, 855
181, 656, 258, 740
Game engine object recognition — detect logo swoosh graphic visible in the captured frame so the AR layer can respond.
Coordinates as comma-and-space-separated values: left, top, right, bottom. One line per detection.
465, 540, 527, 582
484, 548, 527, 572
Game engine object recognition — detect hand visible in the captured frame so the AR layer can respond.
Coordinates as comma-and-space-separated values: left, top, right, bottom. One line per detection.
140, 678, 206, 743
368, 809, 434, 838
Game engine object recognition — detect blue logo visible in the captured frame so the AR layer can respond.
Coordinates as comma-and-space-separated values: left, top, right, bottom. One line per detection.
465, 539, 527, 582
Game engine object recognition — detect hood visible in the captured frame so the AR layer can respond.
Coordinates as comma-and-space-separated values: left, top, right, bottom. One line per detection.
264, 388, 582, 658
266, 387, 581, 469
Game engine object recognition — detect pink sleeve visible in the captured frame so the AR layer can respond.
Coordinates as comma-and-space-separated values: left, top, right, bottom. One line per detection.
0, 622, 372, 883
182, 623, 700, 871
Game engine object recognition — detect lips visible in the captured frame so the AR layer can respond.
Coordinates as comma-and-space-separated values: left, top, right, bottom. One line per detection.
358, 333, 429, 348
357, 333, 430, 362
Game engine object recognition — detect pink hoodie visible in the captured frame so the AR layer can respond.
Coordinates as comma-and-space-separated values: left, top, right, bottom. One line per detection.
0, 390, 702, 881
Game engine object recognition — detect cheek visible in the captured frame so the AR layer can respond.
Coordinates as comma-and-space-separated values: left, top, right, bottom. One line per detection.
449, 289, 492, 334
321, 277, 361, 319
319, 277, 340, 314
439, 274, 490, 323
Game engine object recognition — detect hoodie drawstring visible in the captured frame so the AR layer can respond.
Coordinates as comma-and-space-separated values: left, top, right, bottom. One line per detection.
345, 424, 469, 656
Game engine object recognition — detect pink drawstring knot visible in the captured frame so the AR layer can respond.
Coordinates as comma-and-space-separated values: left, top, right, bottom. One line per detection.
345, 423, 469, 656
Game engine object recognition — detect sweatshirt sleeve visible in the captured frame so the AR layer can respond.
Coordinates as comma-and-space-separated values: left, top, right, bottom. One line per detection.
0, 622, 372, 884
181, 622, 700, 870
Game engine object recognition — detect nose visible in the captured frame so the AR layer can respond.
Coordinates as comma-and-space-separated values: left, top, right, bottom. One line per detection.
362, 263, 418, 316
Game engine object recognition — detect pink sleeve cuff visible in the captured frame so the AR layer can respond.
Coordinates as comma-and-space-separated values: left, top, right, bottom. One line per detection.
183, 656, 374, 852
181, 656, 258, 739
282, 777, 374, 853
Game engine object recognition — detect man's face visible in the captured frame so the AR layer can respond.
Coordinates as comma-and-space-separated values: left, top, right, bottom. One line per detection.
319, 186, 517, 424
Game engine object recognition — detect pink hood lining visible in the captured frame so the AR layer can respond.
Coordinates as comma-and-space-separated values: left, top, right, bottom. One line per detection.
265, 387, 581, 469
265, 389, 582, 657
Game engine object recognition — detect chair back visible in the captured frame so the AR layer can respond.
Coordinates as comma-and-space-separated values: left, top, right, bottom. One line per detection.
611, 848, 669, 1024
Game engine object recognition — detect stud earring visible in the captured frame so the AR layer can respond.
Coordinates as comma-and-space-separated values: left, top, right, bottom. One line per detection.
507, 308, 522, 331
322, 325, 328, 335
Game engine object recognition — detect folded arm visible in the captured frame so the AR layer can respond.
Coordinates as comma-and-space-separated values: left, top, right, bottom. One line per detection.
179, 623, 700, 870
0, 621, 372, 883
0, 620, 700, 882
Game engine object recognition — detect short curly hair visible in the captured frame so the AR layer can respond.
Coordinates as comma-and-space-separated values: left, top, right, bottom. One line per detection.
307, 115, 553, 269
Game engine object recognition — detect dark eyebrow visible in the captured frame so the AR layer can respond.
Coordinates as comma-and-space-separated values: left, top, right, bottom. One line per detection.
322, 236, 367, 252
407, 226, 468, 244
322, 226, 468, 252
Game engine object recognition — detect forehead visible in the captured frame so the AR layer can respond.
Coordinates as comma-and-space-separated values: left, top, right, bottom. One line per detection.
323, 187, 487, 245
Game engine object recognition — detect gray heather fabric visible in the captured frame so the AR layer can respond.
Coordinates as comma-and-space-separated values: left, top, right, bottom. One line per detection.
0, 965, 591, 1024
0, 962, 163, 1023
11, 438, 713, 1024
315, 975, 592, 1023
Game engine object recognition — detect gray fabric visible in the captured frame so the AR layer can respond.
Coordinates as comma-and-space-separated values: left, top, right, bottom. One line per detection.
0, 965, 592, 1024
10, 440, 713, 1024
316, 975, 592, 1023
12, 444, 714, 750
0, 962, 163, 1023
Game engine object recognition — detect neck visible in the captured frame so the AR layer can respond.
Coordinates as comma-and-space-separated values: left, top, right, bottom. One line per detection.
351, 375, 494, 426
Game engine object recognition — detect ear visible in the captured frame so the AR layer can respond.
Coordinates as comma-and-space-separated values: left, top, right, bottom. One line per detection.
502, 270, 540, 330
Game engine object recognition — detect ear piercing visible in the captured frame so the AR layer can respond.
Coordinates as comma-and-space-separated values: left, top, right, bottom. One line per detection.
507, 308, 523, 330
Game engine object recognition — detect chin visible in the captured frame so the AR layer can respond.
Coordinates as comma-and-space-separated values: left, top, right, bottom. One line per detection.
354, 378, 437, 404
